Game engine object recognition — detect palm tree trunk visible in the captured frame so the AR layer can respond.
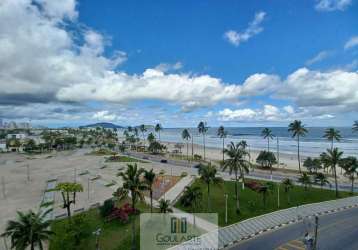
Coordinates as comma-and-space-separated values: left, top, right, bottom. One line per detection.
333, 164, 338, 198
351, 177, 354, 195
268, 138, 270, 152
131, 194, 136, 250
297, 136, 301, 173
235, 171, 240, 213
191, 135, 194, 159
150, 190, 153, 213
207, 183, 211, 211
187, 141, 189, 162
222, 138, 225, 163
159, 131, 161, 141
203, 133, 206, 161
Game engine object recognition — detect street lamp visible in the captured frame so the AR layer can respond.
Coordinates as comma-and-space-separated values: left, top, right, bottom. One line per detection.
224, 193, 228, 224
93, 228, 102, 250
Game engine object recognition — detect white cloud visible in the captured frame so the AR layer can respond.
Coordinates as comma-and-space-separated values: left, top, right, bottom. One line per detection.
92, 110, 119, 121
33, 0, 78, 20
277, 67, 358, 112
155, 62, 183, 72
305, 51, 331, 65
283, 105, 294, 114
218, 104, 294, 122
315, 0, 352, 11
240, 73, 280, 96
224, 11, 266, 46
344, 36, 358, 50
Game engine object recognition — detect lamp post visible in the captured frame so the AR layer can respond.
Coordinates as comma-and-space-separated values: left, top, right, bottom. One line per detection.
224, 193, 228, 224
93, 228, 102, 250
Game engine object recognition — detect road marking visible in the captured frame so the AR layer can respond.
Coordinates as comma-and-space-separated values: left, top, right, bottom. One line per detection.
276, 239, 305, 250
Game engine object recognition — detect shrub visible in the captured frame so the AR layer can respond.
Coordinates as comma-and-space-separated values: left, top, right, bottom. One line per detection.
181, 172, 188, 178
100, 199, 115, 218
194, 154, 202, 161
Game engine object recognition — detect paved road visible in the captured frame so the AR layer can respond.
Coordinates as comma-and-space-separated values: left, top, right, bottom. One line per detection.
228, 207, 358, 250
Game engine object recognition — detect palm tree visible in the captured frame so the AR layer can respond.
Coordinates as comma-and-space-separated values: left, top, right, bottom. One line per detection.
1, 210, 54, 250
144, 169, 156, 213
281, 178, 293, 204
139, 124, 147, 144
159, 199, 173, 213
155, 123, 162, 141
261, 128, 274, 152
323, 128, 341, 150
147, 132, 155, 144
116, 164, 147, 250
198, 164, 223, 211
180, 186, 202, 225
340, 156, 358, 194
222, 141, 250, 213
198, 121, 208, 161
322, 148, 343, 197
314, 173, 330, 190
298, 173, 311, 191
288, 120, 308, 173
353, 121, 358, 132
56, 182, 83, 217
182, 129, 191, 161
217, 126, 227, 163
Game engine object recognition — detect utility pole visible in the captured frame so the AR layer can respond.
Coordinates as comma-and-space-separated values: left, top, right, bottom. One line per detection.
313, 215, 319, 250
87, 177, 90, 200
191, 133, 194, 159
277, 137, 280, 168
27, 164, 30, 182
277, 183, 280, 208
224, 194, 228, 224
1, 176, 6, 199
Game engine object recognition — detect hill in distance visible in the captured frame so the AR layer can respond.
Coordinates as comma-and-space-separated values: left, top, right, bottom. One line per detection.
80, 122, 124, 129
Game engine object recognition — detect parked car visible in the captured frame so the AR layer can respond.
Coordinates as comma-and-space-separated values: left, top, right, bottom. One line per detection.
160, 159, 168, 163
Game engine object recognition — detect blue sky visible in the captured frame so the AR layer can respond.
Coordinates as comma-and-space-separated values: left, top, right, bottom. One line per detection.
0, 0, 358, 127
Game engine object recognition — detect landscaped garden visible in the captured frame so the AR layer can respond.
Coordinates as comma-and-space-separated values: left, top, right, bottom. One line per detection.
175, 179, 352, 226
50, 200, 151, 250
105, 155, 148, 163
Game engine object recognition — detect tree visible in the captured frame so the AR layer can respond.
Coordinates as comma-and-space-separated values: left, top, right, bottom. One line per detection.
258, 182, 274, 208
24, 139, 36, 152
182, 129, 191, 161
147, 133, 156, 144
148, 141, 165, 154
298, 173, 311, 191
281, 178, 293, 204
198, 121, 208, 161
180, 186, 202, 225
1, 210, 54, 250
222, 141, 250, 213
261, 128, 274, 152
198, 164, 223, 211
116, 164, 147, 250
353, 121, 358, 132
155, 124, 162, 141
340, 156, 358, 194
323, 148, 343, 197
256, 151, 277, 175
144, 169, 156, 213
139, 124, 147, 143
314, 173, 330, 190
288, 120, 308, 173
323, 128, 341, 150
56, 182, 83, 217
217, 126, 227, 163
159, 199, 173, 213
303, 157, 321, 173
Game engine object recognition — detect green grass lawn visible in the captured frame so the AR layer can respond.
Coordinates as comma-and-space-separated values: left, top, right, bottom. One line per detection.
175, 179, 352, 227
105, 155, 148, 163
50, 201, 150, 250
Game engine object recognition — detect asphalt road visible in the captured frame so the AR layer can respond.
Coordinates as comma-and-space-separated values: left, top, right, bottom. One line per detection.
228, 207, 358, 250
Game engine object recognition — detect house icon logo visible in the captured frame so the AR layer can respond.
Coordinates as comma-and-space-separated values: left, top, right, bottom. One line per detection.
170, 217, 187, 234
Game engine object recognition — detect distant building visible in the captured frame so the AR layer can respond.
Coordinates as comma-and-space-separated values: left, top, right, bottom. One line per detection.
8, 121, 17, 129
0, 119, 3, 128
6, 133, 27, 140
0, 139, 6, 152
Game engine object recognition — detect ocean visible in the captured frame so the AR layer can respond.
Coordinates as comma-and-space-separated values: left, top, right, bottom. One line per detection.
146, 127, 358, 157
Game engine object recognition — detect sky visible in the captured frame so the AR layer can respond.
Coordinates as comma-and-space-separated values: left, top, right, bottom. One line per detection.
0, 0, 358, 128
